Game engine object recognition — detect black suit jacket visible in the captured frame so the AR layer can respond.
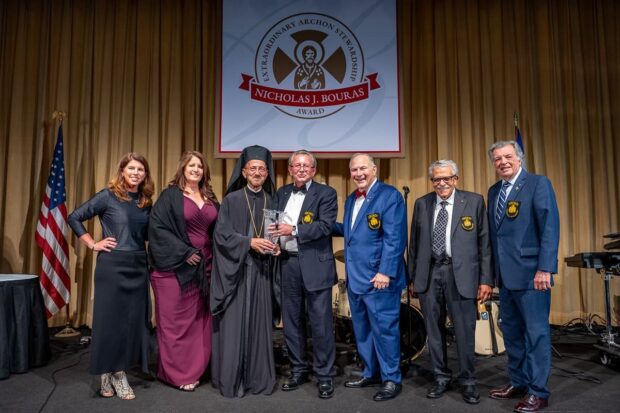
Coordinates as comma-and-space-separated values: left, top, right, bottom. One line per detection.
275, 181, 338, 291
409, 189, 493, 299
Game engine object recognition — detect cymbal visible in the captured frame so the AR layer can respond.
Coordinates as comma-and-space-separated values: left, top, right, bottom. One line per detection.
334, 249, 345, 263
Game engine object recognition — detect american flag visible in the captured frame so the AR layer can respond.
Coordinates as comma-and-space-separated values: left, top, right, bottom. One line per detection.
35, 125, 71, 318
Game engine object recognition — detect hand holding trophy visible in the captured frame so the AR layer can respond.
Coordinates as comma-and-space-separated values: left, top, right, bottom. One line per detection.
264, 209, 288, 255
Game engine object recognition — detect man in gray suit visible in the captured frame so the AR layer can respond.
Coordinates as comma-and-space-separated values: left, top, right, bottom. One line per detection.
409, 160, 493, 404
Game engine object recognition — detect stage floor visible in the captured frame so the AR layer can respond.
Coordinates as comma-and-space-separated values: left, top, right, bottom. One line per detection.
1, 326, 619, 413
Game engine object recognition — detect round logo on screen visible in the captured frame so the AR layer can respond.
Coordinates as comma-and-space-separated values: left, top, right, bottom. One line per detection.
239, 13, 380, 119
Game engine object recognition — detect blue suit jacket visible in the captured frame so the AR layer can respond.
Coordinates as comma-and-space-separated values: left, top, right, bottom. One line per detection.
488, 170, 560, 290
333, 181, 407, 295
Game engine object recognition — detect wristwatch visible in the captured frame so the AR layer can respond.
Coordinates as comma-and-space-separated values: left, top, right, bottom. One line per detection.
291, 225, 297, 236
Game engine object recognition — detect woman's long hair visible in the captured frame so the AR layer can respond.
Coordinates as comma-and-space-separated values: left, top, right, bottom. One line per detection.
168, 151, 218, 205
107, 152, 154, 208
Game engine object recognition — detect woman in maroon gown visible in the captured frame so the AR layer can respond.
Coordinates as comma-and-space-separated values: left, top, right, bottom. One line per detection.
148, 151, 218, 391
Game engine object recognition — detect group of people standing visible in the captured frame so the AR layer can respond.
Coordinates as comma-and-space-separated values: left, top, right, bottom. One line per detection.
68, 151, 219, 399
67, 140, 559, 413
409, 141, 559, 413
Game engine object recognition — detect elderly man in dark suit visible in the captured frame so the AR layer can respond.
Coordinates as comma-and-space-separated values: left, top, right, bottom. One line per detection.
409, 159, 493, 404
270, 149, 338, 399
487, 141, 559, 413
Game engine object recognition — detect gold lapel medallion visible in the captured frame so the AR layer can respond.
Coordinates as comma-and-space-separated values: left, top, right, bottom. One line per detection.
302, 211, 314, 224
461, 216, 474, 231
367, 213, 381, 230
506, 201, 520, 218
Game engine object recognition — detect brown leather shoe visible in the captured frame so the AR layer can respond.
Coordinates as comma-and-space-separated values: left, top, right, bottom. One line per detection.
514, 394, 549, 412
489, 383, 527, 400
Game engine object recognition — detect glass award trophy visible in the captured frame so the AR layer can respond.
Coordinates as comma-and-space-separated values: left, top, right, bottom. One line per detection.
263, 209, 288, 249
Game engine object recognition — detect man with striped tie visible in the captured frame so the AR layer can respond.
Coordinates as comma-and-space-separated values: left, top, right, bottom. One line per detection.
487, 141, 560, 413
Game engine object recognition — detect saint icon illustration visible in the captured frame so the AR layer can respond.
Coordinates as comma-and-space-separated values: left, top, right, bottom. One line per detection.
294, 45, 325, 89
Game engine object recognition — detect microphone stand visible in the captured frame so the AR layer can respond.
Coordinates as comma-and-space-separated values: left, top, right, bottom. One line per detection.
401, 186, 413, 364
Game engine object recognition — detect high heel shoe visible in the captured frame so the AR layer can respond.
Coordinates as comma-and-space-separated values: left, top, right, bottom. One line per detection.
179, 381, 199, 392
100, 373, 114, 397
110, 371, 135, 400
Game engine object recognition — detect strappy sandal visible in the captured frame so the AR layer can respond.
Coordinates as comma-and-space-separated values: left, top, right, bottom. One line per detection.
100, 373, 114, 397
179, 381, 200, 392
110, 371, 136, 400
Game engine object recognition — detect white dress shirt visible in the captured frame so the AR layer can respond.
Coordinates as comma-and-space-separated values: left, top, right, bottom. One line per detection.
433, 190, 456, 257
351, 178, 377, 229
281, 181, 311, 252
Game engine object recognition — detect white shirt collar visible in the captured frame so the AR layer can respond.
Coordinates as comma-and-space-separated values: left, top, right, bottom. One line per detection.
506, 167, 523, 186
246, 184, 262, 193
297, 180, 312, 190
435, 189, 456, 206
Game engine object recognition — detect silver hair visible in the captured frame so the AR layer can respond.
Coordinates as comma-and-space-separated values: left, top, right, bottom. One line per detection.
487, 140, 525, 162
349, 153, 376, 168
428, 160, 459, 178
288, 149, 317, 168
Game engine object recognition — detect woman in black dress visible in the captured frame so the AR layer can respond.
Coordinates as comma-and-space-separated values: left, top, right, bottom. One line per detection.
68, 153, 154, 400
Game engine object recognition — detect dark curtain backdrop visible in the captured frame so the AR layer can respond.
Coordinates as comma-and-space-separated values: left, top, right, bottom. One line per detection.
0, 0, 618, 327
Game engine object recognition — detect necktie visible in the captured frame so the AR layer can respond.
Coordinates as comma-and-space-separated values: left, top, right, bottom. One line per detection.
432, 201, 448, 257
495, 181, 510, 227
292, 185, 307, 194
355, 189, 366, 198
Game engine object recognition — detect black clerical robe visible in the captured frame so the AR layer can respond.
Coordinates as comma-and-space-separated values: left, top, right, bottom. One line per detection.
210, 188, 277, 398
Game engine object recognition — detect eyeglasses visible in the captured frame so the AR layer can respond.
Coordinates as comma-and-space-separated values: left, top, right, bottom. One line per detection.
290, 163, 314, 170
431, 175, 456, 184
245, 166, 267, 174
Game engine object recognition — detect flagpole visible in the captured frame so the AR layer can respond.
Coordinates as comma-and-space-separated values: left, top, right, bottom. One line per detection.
513, 111, 519, 129
51, 111, 80, 339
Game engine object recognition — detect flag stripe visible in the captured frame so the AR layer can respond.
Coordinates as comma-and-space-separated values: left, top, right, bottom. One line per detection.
40, 255, 69, 306
36, 199, 50, 248
39, 274, 67, 313
48, 209, 70, 260
41, 233, 70, 288
39, 270, 61, 316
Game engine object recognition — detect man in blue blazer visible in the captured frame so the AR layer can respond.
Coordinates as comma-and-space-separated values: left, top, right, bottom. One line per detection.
487, 141, 560, 413
333, 153, 407, 401
270, 150, 338, 399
